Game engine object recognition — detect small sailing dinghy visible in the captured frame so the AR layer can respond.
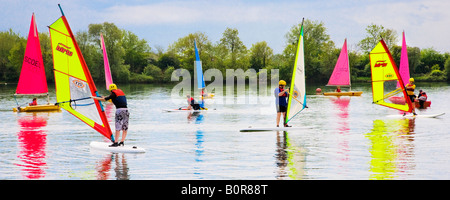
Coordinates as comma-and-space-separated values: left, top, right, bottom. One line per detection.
13, 13, 60, 112
387, 31, 431, 108
323, 39, 363, 96
49, 4, 145, 153
369, 39, 443, 118
240, 19, 311, 132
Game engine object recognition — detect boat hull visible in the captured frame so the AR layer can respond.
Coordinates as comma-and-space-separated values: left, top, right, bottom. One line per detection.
323, 91, 363, 96
13, 104, 60, 112
387, 96, 431, 108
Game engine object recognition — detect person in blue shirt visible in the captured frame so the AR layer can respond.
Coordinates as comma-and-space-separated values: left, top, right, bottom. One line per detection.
274, 80, 291, 127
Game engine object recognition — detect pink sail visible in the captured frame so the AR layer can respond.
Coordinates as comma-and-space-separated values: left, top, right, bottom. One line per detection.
397, 31, 410, 87
100, 33, 113, 90
327, 39, 350, 86
15, 13, 48, 95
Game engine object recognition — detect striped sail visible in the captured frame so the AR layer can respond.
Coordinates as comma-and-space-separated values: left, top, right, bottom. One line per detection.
369, 39, 412, 113
48, 5, 114, 141
286, 19, 307, 124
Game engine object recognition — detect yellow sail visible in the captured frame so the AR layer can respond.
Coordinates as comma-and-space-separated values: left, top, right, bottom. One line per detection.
48, 5, 114, 141
369, 40, 412, 113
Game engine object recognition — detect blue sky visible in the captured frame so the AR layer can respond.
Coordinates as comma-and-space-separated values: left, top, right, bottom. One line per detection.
1, 0, 449, 54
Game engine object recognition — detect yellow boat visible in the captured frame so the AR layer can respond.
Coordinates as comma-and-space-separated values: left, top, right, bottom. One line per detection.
202, 93, 215, 99
13, 104, 61, 112
323, 91, 363, 96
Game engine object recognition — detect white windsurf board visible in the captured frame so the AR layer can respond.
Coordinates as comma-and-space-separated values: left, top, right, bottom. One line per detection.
387, 112, 445, 119
239, 126, 315, 132
90, 141, 146, 153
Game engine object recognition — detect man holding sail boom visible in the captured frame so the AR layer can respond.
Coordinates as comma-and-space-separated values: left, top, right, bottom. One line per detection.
274, 80, 291, 127
91, 84, 129, 147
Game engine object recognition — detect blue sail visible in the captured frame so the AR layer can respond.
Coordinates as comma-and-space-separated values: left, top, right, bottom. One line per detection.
194, 40, 205, 108
194, 40, 205, 89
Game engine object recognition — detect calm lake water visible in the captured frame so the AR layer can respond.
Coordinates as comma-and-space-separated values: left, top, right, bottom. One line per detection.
1, 82, 449, 180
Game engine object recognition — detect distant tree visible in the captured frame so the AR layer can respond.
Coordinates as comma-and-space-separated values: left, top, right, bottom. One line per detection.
358, 23, 398, 53
219, 28, 249, 69
249, 41, 273, 70
121, 30, 151, 73
283, 19, 336, 82
168, 32, 212, 72
417, 48, 446, 74
445, 56, 450, 82
0, 29, 22, 82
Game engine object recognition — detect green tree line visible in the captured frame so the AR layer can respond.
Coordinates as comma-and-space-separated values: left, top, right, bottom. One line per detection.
1, 19, 450, 85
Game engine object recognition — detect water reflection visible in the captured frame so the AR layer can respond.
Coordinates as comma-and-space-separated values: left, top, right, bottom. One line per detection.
275, 131, 306, 180
330, 97, 351, 172
366, 118, 416, 180
188, 112, 205, 178
16, 113, 48, 179
95, 153, 130, 180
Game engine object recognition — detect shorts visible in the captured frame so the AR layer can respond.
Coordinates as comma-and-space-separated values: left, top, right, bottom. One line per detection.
276, 105, 287, 113
408, 95, 416, 103
115, 108, 129, 131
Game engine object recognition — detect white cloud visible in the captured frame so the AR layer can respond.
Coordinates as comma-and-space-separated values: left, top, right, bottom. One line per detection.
104, 1, 303, 25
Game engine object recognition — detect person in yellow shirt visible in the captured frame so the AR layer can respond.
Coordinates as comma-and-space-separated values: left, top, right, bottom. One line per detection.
405, 78, 417, 115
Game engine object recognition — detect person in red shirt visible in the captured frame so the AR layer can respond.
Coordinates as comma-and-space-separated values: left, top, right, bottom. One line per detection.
29, 98, 37, 106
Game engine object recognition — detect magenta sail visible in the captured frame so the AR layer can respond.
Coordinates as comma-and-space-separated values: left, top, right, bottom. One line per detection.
15, 13, 48, 95
101, 33, 113, 90
327, 39, 350, 86
397, 31, 410, 88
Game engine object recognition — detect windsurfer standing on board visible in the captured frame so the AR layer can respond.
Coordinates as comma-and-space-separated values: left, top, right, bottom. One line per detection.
275, 80, 291, 127
405, 78, 417, 115
91, 84, 129, 147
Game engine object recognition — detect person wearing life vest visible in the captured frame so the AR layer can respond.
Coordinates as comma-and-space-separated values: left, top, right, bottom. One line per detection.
186, 94, 200, 110
418, 91, 428, 109
405, 78, 417, 115
29, 98, 37, 106
274, 80, 291, 127
91, 83, 129, 147
335, 86, 341, 93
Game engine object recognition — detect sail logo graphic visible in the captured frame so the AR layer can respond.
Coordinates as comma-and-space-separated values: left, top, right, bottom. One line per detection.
72, 79, 85, 89
374, 60, 388, 67
293, 90, 299, 99
56, 43, 73, 56
24, 56, 40, 69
